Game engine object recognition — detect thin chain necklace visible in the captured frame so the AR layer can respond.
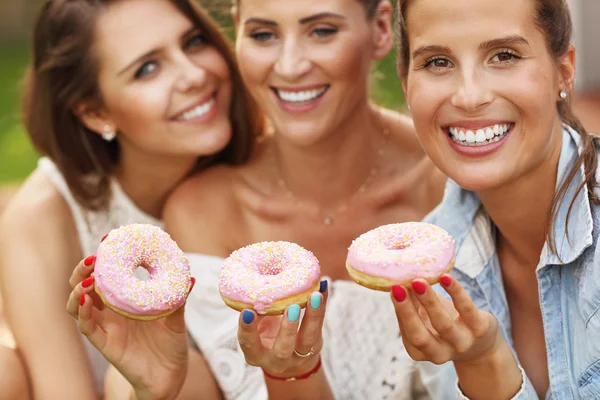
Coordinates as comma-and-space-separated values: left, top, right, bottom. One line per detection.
274, 121, 390, 226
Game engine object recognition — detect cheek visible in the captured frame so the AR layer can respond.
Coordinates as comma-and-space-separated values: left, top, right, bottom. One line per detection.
315, 39, 371, 81
236, 40, 273, 85
104, 81, 171, 137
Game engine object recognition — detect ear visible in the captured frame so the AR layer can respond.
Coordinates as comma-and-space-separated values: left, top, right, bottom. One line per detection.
371, 1, 394, 60
558, 45, 576, 95
401, 77, 409, 110
72, 102, 116, 138
231, 5, 240, 29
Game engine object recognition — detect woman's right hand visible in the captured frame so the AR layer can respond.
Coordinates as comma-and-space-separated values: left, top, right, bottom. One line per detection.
66, 254, 195, 400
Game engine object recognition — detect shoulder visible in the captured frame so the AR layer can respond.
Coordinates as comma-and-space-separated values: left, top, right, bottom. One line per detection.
0, 169, 80, 279
1, 169, 76, 241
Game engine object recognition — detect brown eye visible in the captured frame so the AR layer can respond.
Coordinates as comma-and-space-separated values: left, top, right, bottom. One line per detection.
491, 51, 520, 64
423, 57, 454, 70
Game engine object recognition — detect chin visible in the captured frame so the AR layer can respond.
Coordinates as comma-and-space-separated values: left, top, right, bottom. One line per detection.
448, 170, 510, 192
276, 122, 329, 147
195, 125, 233, 156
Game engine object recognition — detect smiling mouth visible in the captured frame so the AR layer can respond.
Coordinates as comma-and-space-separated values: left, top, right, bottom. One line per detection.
174, 96, 216, 121
271, 85, 329, 104
445, 123, 514, 146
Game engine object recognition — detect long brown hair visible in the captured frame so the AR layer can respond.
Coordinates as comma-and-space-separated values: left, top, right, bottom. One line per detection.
23, 0, 264, 210
396, 0, 599, 254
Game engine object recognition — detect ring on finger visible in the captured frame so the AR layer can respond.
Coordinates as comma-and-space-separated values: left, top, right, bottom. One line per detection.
293, 347, 315, 358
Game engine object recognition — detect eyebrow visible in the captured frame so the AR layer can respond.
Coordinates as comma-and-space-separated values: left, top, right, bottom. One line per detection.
412, 45, 451, 59
244, 12, 346, 27
117, 27, 198, 76
479, 35, 530, 50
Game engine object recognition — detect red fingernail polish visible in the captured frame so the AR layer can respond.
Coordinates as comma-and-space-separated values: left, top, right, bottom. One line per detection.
80, 293, 86, 306
82, 276, 94, 288
84, 255, 96, 266
101, 234, 108, 243
411, 281, 427, 295
190, 277, 196, 289
440, 275, 452, 288
392, 285, 407, 302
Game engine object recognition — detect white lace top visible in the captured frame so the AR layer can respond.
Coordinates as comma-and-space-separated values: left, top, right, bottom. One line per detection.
38, 157, 163, 393
185, 253, 441, 400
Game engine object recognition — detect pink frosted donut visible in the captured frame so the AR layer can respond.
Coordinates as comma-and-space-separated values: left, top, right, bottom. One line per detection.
219, 241, 321, 315
94, 224, 192, 320
346, 222, 455, 291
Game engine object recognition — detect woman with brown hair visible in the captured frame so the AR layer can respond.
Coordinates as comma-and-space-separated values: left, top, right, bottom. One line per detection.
389, 0, 600, 398
0, 0, 262, 398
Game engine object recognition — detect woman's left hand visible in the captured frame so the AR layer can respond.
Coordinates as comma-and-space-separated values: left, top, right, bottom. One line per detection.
237, 280, 328, 379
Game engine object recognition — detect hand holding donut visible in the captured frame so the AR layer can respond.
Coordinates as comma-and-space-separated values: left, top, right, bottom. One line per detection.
237, 280, 328, 379
66, 225, 195, 400
391, 275, 505, 367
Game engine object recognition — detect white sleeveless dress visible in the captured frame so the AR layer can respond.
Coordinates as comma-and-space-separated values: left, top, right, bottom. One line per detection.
38, 157, 163, 393
185, 254, 441, 400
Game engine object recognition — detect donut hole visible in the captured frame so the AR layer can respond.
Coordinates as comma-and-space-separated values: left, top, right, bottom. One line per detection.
133, 266, 151, 281
258, 263, 283, 276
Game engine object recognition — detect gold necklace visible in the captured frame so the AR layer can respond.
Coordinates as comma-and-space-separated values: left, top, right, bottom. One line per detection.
274, 124, 390, 226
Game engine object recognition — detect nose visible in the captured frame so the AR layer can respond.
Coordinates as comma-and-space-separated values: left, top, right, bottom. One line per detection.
274, 38, 311, 80
174, 54, 208, 93
450, 68, 493, 112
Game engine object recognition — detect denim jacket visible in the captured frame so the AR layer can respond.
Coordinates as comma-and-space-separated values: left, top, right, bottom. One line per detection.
419, 125, 600, 399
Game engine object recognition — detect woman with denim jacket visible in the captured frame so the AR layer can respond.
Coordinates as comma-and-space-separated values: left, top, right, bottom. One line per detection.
387, 0, 600, 399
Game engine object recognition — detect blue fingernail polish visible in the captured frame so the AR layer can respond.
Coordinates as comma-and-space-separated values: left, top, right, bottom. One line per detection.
242, 310, 254, 324
310, 294, 321, 310
288, 304, 301, 322
319, 280, 327, 293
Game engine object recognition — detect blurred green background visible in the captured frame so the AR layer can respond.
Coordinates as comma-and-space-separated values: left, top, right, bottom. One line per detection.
0, 3, 405, 186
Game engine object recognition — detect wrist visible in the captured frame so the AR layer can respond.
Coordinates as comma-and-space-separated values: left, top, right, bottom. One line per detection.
262, 355, 322, 381
454, 339, 522, 399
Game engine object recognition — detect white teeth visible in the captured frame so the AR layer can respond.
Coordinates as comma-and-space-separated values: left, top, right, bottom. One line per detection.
475, 129, 486, 143
447, 123, 513, 146
179, 98, 215, 120
466, 130, 476, 143
277, 87, 328, 103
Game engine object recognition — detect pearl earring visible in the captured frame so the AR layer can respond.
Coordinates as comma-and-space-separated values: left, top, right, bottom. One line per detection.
102, 125, 116, 142
407, 104, 411, 111
559, 89, 568, 99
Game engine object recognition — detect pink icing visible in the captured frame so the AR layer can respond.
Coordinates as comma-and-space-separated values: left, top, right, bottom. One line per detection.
94, 224, 191, 316
347, 222, 455, 282
218, 241, 321, 314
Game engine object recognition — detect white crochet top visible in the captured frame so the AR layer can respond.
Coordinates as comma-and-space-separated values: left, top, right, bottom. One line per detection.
38, 157, 163, 393
185, 253, 440, 400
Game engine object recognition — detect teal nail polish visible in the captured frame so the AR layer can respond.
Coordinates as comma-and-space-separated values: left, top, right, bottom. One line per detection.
310, 294, 321, 310
288, 304, 301, 322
